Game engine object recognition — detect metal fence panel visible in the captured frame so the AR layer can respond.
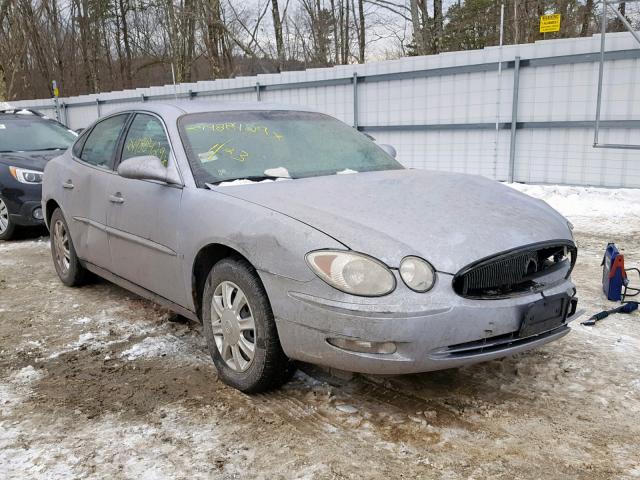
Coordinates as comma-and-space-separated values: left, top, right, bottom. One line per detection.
9, 32, 640, 188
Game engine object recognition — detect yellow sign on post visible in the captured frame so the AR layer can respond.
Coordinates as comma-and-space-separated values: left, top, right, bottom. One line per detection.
540, 14, 561, 33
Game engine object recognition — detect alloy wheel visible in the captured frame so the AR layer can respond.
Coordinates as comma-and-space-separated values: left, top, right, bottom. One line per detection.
210, 281, 256, 372
53, 219, 71, 274
0, 198, 8, 234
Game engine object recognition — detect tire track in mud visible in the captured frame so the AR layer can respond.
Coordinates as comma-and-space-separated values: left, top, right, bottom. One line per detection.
253, 388, 341, 440
252, 371, 464, 452
250, 386, 439, 477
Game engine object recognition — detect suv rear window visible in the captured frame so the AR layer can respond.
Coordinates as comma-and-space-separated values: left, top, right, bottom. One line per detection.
0, 116, 76, 152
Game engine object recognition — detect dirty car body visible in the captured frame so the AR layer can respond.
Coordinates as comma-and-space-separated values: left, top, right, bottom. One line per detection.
42, 102, 578, 391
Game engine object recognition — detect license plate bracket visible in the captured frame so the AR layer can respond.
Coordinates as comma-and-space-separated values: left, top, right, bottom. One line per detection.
519, 293, 571, 338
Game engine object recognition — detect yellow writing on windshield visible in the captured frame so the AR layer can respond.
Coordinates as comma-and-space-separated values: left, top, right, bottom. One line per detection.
186, 122, 284, 141
202, 141, 249, 163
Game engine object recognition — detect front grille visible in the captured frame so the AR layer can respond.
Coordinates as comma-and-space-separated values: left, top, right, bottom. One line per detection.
453, 241, 577, 299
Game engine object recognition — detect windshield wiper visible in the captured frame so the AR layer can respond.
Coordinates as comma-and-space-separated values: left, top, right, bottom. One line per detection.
207, 174, 292, 186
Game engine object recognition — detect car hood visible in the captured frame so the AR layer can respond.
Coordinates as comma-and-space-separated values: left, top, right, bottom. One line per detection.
0, 150, 63, 171
216, 169, 572, 274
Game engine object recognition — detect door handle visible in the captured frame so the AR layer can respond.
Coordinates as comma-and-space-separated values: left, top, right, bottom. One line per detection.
109, 193, 125, 204
62, 180, 74, 190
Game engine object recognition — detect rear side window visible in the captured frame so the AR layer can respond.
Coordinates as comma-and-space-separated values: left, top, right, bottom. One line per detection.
80, 114, 129, 168
121, 114, 170, 166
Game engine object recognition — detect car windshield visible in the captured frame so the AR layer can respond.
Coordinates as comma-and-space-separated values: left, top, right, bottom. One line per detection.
0, 116, 76, 152
178, 110, 403, 184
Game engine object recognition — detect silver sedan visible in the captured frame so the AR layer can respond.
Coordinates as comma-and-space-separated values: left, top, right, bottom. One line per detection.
42, 102, 579, 392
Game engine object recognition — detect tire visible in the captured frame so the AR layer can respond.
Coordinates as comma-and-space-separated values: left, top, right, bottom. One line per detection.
202, 257, 294, 393
0, 197, 17, 241
50, 208, 87, 287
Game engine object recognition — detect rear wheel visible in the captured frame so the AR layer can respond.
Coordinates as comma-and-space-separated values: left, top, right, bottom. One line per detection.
0, 197, 16, 241
50, 208, 87, 286
202, 257, 294, 393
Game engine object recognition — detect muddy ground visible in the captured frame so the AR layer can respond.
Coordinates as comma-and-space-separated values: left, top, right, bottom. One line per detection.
1, 224, 639, 479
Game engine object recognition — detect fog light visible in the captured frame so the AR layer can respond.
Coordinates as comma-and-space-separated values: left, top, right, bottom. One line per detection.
327, 338, 397, 354
32, 207, 43, 220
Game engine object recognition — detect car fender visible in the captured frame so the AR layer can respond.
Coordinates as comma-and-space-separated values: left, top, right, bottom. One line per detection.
179, 187, 347, 311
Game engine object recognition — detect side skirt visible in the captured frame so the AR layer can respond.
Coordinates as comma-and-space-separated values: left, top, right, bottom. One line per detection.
82, 261, 201, 323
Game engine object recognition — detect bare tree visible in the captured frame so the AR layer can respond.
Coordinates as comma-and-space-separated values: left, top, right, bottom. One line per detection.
0, 0, 607, 100
271, 0, 285, 70
357, 0, 365, 62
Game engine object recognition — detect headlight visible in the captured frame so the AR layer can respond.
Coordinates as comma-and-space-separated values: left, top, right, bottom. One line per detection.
9, 166, 43, 184
399, 256, 436, 292
306, 250, 396, 296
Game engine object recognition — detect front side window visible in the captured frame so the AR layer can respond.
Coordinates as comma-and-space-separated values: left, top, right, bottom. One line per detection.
178, 110, 403, 185
121, 114, 170, 167
80, 114, 129, 168
0, 116, 76, 153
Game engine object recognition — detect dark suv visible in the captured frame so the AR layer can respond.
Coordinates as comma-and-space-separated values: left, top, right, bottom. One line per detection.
0, 109, 76, 240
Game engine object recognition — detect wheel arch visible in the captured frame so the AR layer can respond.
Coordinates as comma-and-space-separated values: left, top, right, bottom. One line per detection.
192, 243, 258, 320
44, 199, 61, 230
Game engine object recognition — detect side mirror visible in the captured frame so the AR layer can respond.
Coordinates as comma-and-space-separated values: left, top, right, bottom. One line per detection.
379, 144, 397, 158
117, 155, 181, 185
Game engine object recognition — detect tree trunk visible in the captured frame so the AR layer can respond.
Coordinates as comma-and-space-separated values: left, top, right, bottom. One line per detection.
118, 0, 133, 88
357, 0, 365, 62
330, 0, 339, 64
418, 0, 429, 53
271, 0, 285, 71
432, 0, 442, 53
409, 0, 423, 54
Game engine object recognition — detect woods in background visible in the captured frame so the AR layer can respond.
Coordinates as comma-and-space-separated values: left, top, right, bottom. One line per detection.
0, 0, 635, 101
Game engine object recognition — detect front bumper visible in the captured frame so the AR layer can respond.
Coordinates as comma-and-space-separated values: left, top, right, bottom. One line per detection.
0, 177, 44, 227
260, 270, 577, 375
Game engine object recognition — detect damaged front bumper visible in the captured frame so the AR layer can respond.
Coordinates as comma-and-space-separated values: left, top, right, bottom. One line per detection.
260, 270, 578, 375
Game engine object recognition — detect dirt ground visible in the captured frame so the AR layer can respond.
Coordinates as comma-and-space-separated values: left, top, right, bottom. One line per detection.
1, 222, 640, 479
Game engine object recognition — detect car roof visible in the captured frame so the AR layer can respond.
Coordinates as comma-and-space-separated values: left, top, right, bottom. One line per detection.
110, 100, 321, 118
0, 108, 49, 119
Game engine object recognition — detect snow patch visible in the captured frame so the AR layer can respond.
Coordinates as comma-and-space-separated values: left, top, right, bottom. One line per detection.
337, 168, 358, 175
507, 183, 640, 235
214, 177, 291, 187
0, 239, 48, 252
119, 334, 207, 364
264, 166, 290, 178
71, 316, 92, 325
0, 366, 44, 415
335, 404, 359, 414
10, 365, 44, 385
120, 335, 184, 360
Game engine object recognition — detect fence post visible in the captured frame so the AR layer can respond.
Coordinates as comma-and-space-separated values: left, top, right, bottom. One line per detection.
256, 82, 261, 101
95, 98, 101, 118
353, 72, 358, 129
62, 102, 68, 126
508, 56, 521, 183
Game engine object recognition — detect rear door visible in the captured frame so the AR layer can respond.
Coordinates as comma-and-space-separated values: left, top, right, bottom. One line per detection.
105, 113, 187, 306
62, 113, 130, 269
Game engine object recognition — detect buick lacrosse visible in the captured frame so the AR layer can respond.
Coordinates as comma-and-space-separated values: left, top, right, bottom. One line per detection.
42, 102, 578, 392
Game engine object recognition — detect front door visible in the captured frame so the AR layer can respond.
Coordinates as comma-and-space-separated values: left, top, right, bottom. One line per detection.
63, 114, 130, 269
105, 113, 187, 307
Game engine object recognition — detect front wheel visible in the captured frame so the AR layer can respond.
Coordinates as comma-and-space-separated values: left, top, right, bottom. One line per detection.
0, 197, 16, 240
50, 208, 87, 287
202, 257, 294, 393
